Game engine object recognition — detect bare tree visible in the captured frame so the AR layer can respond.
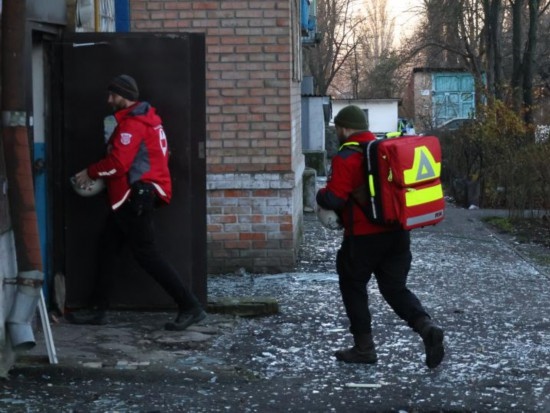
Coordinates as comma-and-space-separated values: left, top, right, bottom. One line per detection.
416, 0, 464, 67
483, 0, 504, 100
333, 0, 403, 98
303, 0, 365, 96
535, 2, 550, 124
509, 0, 550, 123
509, 0, 526, 112
522, 0, 539, 124
357, 0, 399, 97
361, 0, 395, 66
410, 0, 550, 124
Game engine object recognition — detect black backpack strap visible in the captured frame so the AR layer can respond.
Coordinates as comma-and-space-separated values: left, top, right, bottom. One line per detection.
342, 142, 373, 220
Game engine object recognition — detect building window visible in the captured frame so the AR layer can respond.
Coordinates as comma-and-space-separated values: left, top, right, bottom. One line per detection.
76, 0, 115, 33
98, 0, 115, 32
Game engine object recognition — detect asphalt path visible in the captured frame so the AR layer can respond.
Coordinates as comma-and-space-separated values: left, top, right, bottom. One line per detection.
1, 203, 549, 412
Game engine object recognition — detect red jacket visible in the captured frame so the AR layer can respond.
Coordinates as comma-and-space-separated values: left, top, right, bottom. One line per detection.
316, 131, 394, 236
87, 102, 172, 210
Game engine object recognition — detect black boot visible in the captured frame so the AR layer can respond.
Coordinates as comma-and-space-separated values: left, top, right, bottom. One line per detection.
65, 309, 107, 325
165, 307, 207, 331
413, 316, 445, 369
334, 333, 377, 364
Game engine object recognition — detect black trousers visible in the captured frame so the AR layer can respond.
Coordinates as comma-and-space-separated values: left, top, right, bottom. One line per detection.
90, 202, 201, 312
336, 230, 429, 336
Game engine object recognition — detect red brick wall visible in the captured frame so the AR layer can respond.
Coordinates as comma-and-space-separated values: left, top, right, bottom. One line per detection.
131, 0, 305, 273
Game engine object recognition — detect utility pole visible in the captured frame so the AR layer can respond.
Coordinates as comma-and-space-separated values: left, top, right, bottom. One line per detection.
1, 0, 43, 272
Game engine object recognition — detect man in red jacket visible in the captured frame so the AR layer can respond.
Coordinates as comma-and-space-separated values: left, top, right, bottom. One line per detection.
70, 74, 205, 331
316, 105, 444, 368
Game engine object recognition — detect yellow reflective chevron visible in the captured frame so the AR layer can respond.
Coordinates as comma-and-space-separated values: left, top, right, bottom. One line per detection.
403, 146, 441, 185
405, 184, 443, 207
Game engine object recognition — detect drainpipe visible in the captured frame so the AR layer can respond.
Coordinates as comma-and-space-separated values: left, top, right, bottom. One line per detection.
1, 0, 44, 351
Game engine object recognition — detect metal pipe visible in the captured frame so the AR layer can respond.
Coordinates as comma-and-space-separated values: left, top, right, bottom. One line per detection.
6, 270, 42, 350
1, 0, 43, 272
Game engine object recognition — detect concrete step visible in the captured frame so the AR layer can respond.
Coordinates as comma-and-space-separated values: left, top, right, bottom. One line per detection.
207, 296, 279, 317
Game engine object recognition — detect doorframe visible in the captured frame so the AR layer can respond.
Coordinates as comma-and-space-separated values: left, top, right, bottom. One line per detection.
52, 32, 207, 308
25, 23, 63, 305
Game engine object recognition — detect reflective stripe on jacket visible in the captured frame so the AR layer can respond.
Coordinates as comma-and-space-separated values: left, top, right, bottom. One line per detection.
87, 102, 172, 210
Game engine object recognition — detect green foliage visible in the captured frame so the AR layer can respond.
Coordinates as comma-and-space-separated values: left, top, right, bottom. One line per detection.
482, 216, 514, 233
440, 100, 550, 215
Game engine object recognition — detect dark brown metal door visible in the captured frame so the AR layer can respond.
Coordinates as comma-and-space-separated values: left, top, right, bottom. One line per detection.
53, 33, 206, 309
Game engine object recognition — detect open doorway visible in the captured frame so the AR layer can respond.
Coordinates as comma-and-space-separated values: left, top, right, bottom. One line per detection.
52, 32, 207, 310
31, 30, 57, 306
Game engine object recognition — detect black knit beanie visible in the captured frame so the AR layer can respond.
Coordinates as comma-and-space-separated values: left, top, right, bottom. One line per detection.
108, 74, 139, 101
334, 105, 368, 130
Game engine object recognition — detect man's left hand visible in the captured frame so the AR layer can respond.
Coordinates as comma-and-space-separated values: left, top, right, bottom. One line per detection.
74, 169, 93, 188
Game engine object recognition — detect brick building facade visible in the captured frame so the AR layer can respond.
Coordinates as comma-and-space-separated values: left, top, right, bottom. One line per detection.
130, 1, 306, 274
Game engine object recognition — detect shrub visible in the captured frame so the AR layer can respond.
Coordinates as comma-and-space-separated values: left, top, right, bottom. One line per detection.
439, 100, 549, 216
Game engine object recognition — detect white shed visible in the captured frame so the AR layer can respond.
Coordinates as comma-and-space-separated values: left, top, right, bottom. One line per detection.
331, 99, 399, 136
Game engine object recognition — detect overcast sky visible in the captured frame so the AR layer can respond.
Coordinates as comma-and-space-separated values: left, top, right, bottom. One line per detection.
387, 0, 422, 42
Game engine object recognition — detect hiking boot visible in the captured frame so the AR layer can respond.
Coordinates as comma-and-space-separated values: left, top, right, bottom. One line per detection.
164, 308, 207, 331
65, 309, 107, 326
413, 316, 445, 369
334, 333, 377, 364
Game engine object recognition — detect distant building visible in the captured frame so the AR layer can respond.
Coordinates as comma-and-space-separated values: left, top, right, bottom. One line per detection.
404, 68, 477, 132
330, 99, 400, 137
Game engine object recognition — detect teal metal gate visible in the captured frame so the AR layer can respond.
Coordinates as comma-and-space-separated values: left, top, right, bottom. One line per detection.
432, 73, 475, 126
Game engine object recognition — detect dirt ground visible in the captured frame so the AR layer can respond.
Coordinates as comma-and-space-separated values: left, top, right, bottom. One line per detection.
483, 213, 550, 270
498, 216, 550, 249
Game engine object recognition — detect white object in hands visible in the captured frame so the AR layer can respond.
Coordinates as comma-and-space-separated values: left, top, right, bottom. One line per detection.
316, 205, 343, 230
70, 176, 105, 197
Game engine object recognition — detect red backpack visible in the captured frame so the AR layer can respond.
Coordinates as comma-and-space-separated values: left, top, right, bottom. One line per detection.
347, 135, 445, 230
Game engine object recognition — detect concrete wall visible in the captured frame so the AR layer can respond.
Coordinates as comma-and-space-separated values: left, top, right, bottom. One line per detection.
412, 71, 434, 131
131, 1, 305, 273
302, 96, 326, 151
